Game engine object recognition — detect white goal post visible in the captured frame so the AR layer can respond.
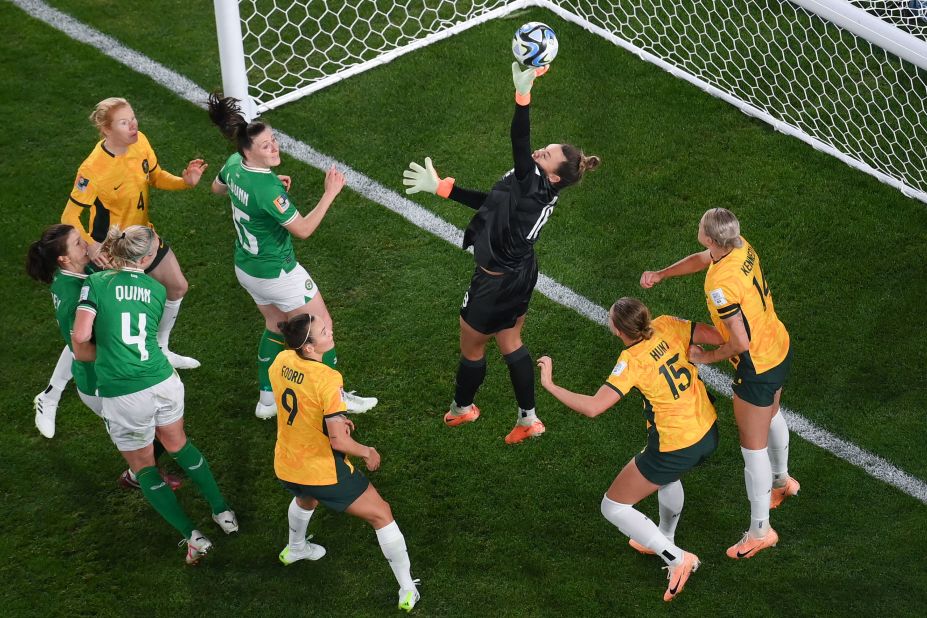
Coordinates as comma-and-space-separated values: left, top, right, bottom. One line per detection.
214, 0, 927, 204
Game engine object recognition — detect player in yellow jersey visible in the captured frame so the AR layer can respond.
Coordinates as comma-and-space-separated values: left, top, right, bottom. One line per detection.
538, 298, 723, 602
269, 314, 419, 612
63, 98, 204, 363
641, 207, 799, 560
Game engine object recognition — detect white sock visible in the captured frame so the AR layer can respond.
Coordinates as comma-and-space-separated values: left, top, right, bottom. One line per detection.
600, 496, 683, 566
287, 498, 314, 549
158, 298, 183, 350
42, 347, 73, 403
517, 407, 538, 426
741, 446, 772, 537
657, 481, 684, 541
450, 401, 472, 415
259, 390, 275, 406
375, 520, 415, 589
768, 411, 791, 486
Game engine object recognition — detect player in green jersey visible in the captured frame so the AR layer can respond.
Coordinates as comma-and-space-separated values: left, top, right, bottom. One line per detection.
26, 224, 182, 490
71, 225, 236, 565
207, 94, 377, 419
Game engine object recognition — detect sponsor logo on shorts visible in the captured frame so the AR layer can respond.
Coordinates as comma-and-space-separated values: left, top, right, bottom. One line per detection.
611, 360, 627, 376
709, 288, 727, 307
462, 291, 469, 308
305, 278, 315, 291
274, 194, 290, 213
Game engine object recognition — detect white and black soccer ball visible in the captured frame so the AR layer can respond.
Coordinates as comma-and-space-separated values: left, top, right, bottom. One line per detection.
512, 22, 558, 68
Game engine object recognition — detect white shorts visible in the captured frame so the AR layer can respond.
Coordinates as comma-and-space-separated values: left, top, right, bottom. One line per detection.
101, 373, 184, 451
77, 389, 103, 418
235, 263, 319, 313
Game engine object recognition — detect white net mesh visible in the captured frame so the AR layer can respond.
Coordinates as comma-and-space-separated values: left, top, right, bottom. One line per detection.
238, 0, 513, 108
233, 0, 927, 202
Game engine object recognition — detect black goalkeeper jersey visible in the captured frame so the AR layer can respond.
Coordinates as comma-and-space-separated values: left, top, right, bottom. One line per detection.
454, 103, 560, 273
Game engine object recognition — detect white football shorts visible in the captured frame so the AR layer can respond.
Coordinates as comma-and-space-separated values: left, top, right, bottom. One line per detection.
235, 263, 319, 313
101, 372, 185, 451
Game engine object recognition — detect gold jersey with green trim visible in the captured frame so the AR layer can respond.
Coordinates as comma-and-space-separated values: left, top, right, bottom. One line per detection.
704, 237, 790, 374
77, 268, 173, 397
50, 268, 96, 395
64, 131, 186, 243
606, 315, 717, 452
217, 153, 300, 279
271, 350, 351, 486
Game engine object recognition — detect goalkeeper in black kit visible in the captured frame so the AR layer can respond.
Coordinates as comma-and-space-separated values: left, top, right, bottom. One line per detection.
403, 62, 600, 444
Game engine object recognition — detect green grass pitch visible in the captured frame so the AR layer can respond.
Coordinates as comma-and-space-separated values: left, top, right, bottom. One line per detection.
2, 1, 925, 615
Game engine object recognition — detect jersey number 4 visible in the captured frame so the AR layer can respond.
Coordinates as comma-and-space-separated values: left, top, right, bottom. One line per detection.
121, 312, 148, 361
658, 353, 691, 400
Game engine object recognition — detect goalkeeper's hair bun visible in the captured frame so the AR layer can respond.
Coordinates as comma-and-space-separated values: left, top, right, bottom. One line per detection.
557, 144, 601, 188
207, 93, 269, 155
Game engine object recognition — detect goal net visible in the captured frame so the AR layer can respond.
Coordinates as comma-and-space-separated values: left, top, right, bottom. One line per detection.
215, 0, 927, 204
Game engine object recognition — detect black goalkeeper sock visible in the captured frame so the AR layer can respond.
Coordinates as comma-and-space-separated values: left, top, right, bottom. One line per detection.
504, 346, 536, 412
453, 356, 487, 408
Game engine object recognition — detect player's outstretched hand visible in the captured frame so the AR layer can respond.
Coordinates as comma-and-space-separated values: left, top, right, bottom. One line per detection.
403, 157, 440, 195
182, 159, 208, 187
640, 271, 663, 289
537, 355, 554, 389
278, 175, 292, 191
512, 62, 549, 96
88, 241, 113, 269
323, 166, 345, 197
364, 447, 381, 472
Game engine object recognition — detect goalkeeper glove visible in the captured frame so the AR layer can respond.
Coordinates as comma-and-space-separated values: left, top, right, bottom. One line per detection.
512, 62, 549, 105
403, 157, 455, 197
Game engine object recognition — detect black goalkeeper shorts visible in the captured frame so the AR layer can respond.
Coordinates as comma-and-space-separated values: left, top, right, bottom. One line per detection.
459, 261, 539, 335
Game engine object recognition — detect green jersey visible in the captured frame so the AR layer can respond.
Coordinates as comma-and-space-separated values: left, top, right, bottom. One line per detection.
218, 152, 300, 278
50, 268, 97, 395
78, 268, 173, 397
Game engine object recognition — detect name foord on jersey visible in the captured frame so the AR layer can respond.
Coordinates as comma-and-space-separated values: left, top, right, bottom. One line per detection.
228, 179, 250, 206
280, 365, 305, 384
115, 285, 152, 303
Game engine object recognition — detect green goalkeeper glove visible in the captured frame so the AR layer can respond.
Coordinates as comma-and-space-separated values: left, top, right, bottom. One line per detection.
403, 157, 455, 197
512, 62, 549, 105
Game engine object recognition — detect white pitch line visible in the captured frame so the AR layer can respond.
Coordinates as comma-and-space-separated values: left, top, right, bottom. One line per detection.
14, 0, 927, 505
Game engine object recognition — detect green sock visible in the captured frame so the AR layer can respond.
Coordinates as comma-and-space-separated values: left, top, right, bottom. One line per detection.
322, 346, 338, 369
136, 466, 194, 538
171, 441, 229, 515
258, 329, 286, 391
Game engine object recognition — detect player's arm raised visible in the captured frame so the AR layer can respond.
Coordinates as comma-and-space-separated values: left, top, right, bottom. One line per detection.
284, 166, 345, 240
538, 356, 621, 417
641, 250, 712, 288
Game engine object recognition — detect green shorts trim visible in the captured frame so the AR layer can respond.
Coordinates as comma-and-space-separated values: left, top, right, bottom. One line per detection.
635, 423, 719, 486
280, 455, 369, 512
733, 345, 792, 407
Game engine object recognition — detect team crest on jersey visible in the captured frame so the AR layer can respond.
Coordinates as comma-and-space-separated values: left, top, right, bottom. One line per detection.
709, 288, 728, 307
274, 195, 290, 213
75, 175, 89, 192
610, 360, 627, 376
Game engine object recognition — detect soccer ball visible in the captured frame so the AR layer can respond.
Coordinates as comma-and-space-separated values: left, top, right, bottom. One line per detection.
512, 22, 558, 68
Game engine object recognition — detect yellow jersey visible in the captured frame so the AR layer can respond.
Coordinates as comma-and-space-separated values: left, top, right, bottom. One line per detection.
62, 131, 187, 242
704, 237, 790, 374
270, 350, 351, 486
606, 315, 717, 452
